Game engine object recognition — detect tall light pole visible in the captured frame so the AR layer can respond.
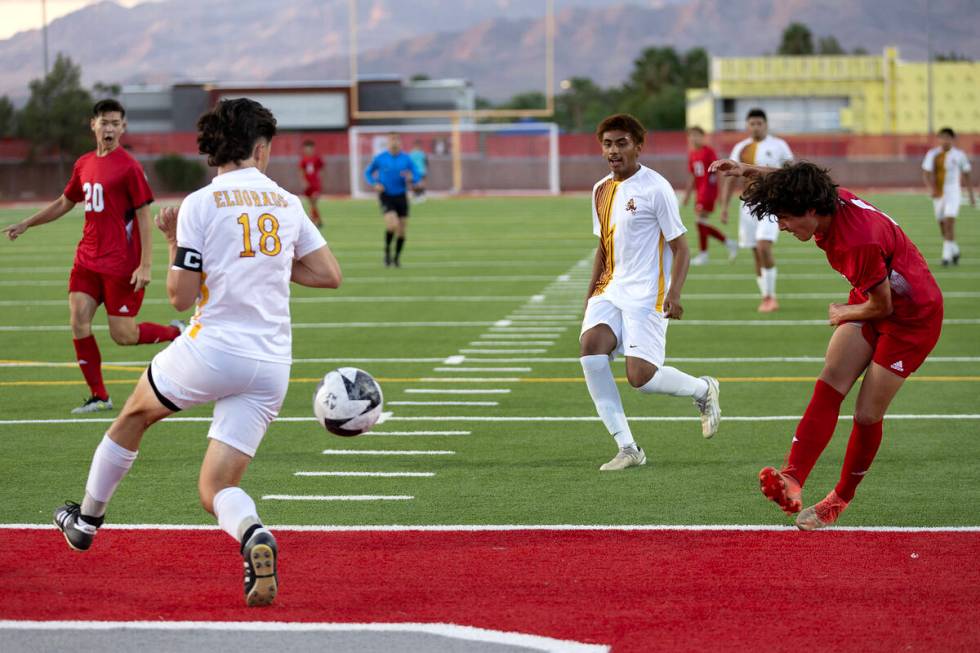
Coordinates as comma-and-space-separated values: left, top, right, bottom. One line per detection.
926, 0, 933, 134
41, 0, 50, 75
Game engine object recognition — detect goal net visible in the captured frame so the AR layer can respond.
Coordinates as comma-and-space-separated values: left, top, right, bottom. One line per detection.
348, 123, 560, 198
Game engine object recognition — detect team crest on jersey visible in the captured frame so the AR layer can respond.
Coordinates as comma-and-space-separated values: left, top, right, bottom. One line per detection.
625, 198, 637, 214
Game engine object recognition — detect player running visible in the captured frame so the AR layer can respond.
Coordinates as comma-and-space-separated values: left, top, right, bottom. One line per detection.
718, 108, 793, 312
921, 127, 975, 266
580, 114, 721, 471
2, 99, 180, 414
299, 140, 324, 227
364, 133, 422, 267
682, 126, 737, 265
52, 98, 342, 605
710, 159, 943, 530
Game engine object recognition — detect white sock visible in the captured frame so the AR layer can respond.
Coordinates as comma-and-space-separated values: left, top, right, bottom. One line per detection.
213, 486, 260, 543
81, 434, 138, 517
580, 355, 634, 448
942, 241, 952, 260
952, 241, 960, 256
638, 366, 708, 399
755, 275, 766, 297
762, 266, 777, 298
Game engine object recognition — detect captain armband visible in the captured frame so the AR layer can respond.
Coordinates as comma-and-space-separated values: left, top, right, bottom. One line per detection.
172, 246, 203, 272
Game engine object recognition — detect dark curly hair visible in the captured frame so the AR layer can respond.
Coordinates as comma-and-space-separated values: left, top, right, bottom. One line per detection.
197, 98, 277, 167
596, 113, 646, 146
741, 161, 840, 220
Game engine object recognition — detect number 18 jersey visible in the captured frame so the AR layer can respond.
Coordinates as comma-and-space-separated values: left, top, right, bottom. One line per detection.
175, 167, 326, 363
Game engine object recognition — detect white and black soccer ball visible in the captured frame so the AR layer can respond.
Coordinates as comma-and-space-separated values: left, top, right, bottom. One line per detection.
313, 367, 383, 436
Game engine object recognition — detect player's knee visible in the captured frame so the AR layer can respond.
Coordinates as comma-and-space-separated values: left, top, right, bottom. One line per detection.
853, 407, 884, 425
108, 325, 138, 345
198, 482, 218, 515
627, 368, 654, 388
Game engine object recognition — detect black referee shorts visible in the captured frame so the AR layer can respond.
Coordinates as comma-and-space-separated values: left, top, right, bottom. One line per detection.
378, 192, 409, 218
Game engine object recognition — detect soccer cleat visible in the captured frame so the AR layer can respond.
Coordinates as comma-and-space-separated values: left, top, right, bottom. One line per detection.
941, 258, 951, 267
242, 528, 278, 607
952, 253, 960, 265
694, 376, 720, 438
726, 239, 739, 262
70, 396, 113, 414
691, 251, 709, 266
759, 467, 802, 515
53, 501, 103, 551
599, 446, 647, 471
757, 297, 779, 313
796, 490, 849, 531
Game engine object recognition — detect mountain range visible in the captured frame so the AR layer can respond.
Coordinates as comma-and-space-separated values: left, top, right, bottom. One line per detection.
0, 0, 976, 102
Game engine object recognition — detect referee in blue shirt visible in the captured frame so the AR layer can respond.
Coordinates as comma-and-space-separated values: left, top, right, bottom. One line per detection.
364, 134, 422, 267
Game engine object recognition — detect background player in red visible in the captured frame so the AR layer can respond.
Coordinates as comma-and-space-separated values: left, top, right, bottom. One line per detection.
2, 99, 180, 414
710, 159, 943, 530
682, 126, 736, 265
299, 140, 323, 227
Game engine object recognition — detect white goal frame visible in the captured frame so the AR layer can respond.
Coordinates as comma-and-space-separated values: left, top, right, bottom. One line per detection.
348, 122, 561, 199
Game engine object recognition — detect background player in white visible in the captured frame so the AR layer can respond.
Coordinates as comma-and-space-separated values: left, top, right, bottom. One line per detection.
719, 108, 793, 312
579, 113, 721, 471
52, 98, 342, 607
922, 127, 975, 266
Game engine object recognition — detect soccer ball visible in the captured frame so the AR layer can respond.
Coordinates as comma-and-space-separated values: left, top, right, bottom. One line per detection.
313, 367, 383, 436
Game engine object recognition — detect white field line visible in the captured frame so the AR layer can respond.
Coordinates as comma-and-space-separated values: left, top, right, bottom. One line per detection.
2, 524, 978, 533
322, 449, 456, 455
468, 341, 556, 346
404, 389, 511, 394
488, 327, 568, 332
0, 621, 608, 653
432, 367, 531, 372
262, 495, 415, 501
294, 471, 435, 477
368, 431, 472, 436
4, 414, 980, 427
388, 401, 499, 407
479, 332, 559, 339
460, 349, 547, 354
418, 377, 522, 382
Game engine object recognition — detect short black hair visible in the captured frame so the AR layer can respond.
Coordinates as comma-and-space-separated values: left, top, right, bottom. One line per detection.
741, 161, 839, 220
196, 98, 277, 167
93, 99, 125, 118
746, 108, 767, 122
688, 125, 705, 135
938, 127, 955, 138
596, 113, 646, 146
302, 139, 315, 147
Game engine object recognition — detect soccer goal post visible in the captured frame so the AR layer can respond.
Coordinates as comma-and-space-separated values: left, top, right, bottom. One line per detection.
349, 122, 561, 198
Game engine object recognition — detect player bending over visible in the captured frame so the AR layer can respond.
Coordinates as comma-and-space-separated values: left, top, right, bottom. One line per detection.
710, 159, 943, 530
682, 126, 737, 265
3, 99, 181, 413
53, 98, 342, 605
580, 114, 721, 471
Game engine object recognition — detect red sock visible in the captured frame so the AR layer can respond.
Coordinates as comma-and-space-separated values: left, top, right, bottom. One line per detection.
703, 223, 726, 243
137, 322, 180, 344
696, 223, 709, 252
834, 420, 883, 502
73, 335, 107, 400
783, 379, 846, 486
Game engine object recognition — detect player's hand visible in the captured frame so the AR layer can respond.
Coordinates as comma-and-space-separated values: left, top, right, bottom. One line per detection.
2, 222, 27, 241
663, 293, 683, 320
131, 264, 152, 291
681, 193, 690, 206
828, 302, 848, 326
708, 159, 749, 177
373, 183, 385, 193
720, 208, 729, 225
154, 206, 178, 243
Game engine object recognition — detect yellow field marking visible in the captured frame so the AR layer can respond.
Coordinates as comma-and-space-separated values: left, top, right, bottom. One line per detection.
2, 375, 979, 388
0, 359, 144, 372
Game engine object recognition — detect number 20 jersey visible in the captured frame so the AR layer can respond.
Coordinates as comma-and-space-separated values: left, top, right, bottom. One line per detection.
175, 167, 326, 364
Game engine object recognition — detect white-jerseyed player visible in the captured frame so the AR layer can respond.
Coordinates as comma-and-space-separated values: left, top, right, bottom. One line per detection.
579, 113, 721, 471
719, 108, 793, 313
52, 98, 342, 607
921, 126, 975, 266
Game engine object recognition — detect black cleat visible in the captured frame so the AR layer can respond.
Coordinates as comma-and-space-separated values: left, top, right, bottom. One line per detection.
53, 501, 103, 551
241, 528, 278, 607
952, 253, 960, 265
384, 253, 392, 267
393, 258, 401, 268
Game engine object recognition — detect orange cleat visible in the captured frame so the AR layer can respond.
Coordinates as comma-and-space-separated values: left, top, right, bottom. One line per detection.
759, 466, 802, 515
796, 490, 849, 531
757, 296, 780, 313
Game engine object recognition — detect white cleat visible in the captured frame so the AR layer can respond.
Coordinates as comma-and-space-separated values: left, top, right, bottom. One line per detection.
726, 239, 739, 262
691, 251, 709, 266
694, 376, 720, 438
599, 446, 647, 471
70, 396, 113, 414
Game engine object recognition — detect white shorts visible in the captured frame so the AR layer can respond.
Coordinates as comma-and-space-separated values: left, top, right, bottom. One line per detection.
933, 189, 961, 220
579, 295, 668, 367
739, 203, 779, 248
148, 336, 290, 457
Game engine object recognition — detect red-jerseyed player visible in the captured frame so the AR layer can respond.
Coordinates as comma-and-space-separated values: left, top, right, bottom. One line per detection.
682, 126, 736, 265
710, 159, 943, 530
2, 99, 180, 414
299, 140, 323, 227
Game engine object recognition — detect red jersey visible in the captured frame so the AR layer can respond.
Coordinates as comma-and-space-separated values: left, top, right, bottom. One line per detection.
300, 155, 323, 184
816, 189, 943, 327
63, 147, 154, 277
688, 145, 718, 201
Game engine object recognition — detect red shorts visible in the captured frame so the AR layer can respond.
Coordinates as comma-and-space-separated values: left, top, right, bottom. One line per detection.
695, 196, 716, 213
68, 264, 145, 317
854, 308, 943, 378
303, 183, 321, 197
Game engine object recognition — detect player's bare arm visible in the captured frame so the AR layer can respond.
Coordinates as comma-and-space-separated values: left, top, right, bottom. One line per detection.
2, 195, 76, 240
681, 174, 695, 206
130, 204, 154, 290
709, 159, 777, 179
291, 245, 342, 289
922, 169, 935, 196
662, 234, 690, 320
827, 278, 893, 326
583, 245, 605, 313
964, 170, 976, 206
154, 205, 197, 312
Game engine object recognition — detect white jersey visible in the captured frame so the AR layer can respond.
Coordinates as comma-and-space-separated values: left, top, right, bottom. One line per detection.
175, 167, 326, 364
590, 165, 687, 311
922, 146, 971, 193
730, 135, 793, 169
